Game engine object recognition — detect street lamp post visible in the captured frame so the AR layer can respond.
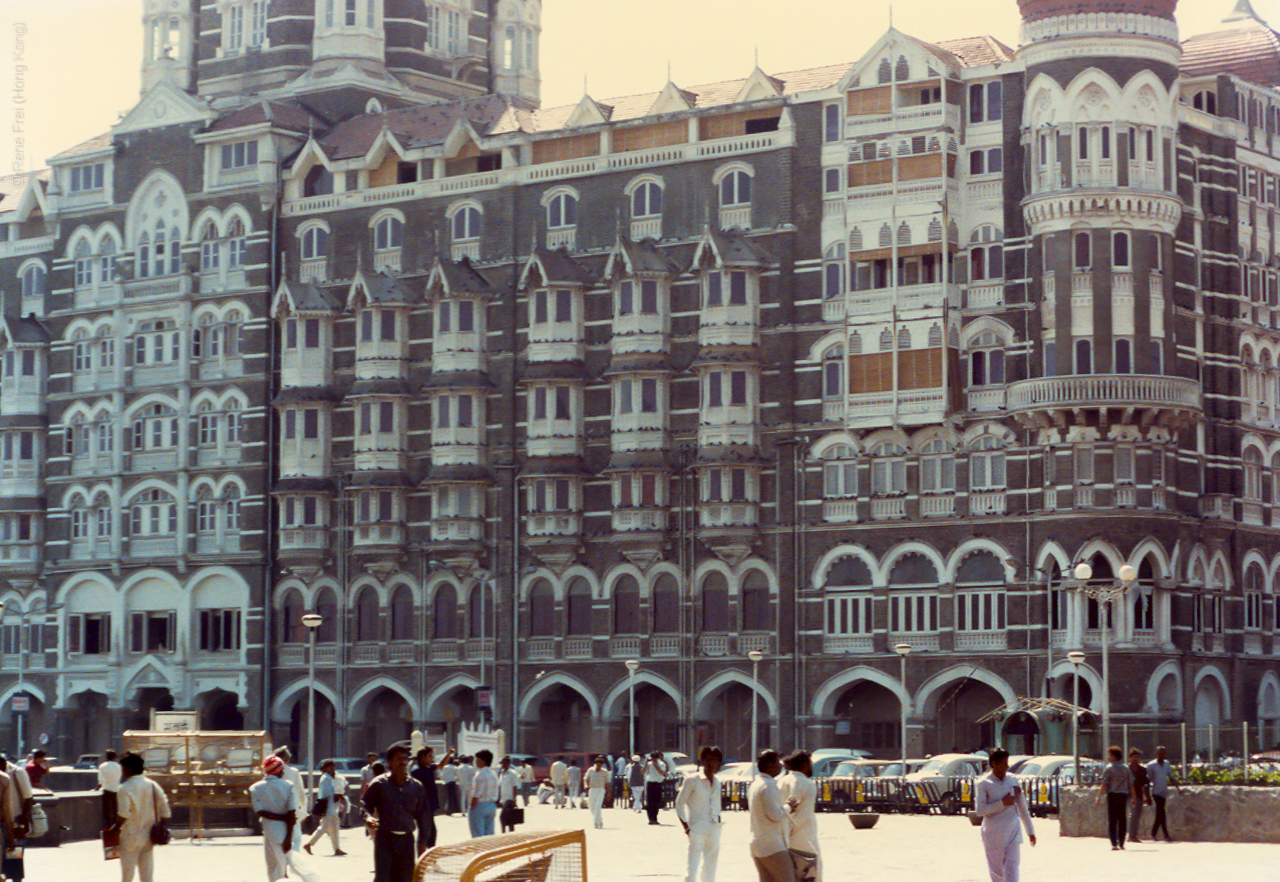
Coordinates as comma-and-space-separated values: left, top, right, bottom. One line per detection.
748, 651, 764, 771
625, 659, 639, 759
1072, 562, 1135, 750
1067, 650, 1086, 784
895, 644, 912, 766
302, 613, 323, 789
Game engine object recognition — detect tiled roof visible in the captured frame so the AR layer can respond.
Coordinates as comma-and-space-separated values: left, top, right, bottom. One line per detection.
934, 35, 1017, 67
318, 94, 530, 160
431, 257, 497, 297
209, 99, 324, 134
49, 133, 112, 162
1181, 21, 1280, 87
523, 247, 594, 286
351, 269, 415, 304
4, 315, 51, 344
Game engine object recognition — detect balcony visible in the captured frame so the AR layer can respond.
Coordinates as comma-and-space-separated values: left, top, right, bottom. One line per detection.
651, 635, 680, 657
955, 631, 1007, 651
387, 642, 416, 664
353, 522, 405, 547
1200, 495, 1232, 520
0, 543, 38, 567
466, 638, 494, 662
920, 493, 955, 518
527, 513, 582, 537
822, 297, 845, 324
846, 387, 947, 428
429, 642, 459, 663
966, 283, 1003, 309
278, 645, 306, 667
133, 363, 183, 388
372, 250, 401, 274
844, 102, 960, 136
823, 499, 858, 523
823, 634, 873, 654
280, 527, 328, 553
631, 218, 662, 241
1115, 485, 1137, 508
1242, 501, 1264, 525
299, 259, 327, 283
718, 206, 751, 230
969, 490, 1007, 516
1006, 375, 1200, 429
870, 497, 906, 521
1076, 485, 1094, 508
124, 274, 192, 300
698, 502, 758, 528
546, 228, 575, 250
451, 241, 480, 262
564, 636, 593, 659
848, 282, 955, 317
699, 634, 730, 656
352, 644, 381, 665
431, 518, 484, 543
609, 636, 642, 659
890, 633, 939, 651
739, 633, 771, 655
314, 644, 338, 666
130, 536, 178, 558
527, 637, 556, 660
967, 388, 1006, 413
613, 509, 667, 533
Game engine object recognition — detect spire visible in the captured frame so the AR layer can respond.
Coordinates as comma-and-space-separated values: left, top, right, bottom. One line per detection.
1225, 0, 1268, 25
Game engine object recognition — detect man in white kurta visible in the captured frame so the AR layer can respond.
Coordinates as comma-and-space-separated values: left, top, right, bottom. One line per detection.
747, 751, 794, 882
675, 747, 722, 882
779, 751, 821, 882
584, 758, 611, 829
973, 749, 1036, 882
250, 756, 299, 882
117, 754, 171, 882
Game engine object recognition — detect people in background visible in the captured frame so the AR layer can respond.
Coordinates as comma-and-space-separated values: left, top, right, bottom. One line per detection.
584, 757, 611, 829
611, 754, 626, 808
23, 752, 48, 791
780, 750, 821, 882
1127, 748, 1151, 844
1098, 746, 1134, 851
274, 746, 306, 852
497, 757, 521, 833
549, 758, 568, 809
441, 757, 461, 816
973, 747, 1035, 882
467, 750, 498, 838
518, 756, 535, 807
2, 757, 33, 882
116, 752, 171, 882
1146, 745, 1181, 842
644, 752, 669, 826
363, 743, 433, 882
457, 756, 476, 815
627, 755, 645, 813
567, 759, 583, 809
304, 759, 347, 857
97, 750, 123, 831
675, 746, 723, 882
747, 750, 793, 882
409, 745, 451, 849
251, 755, 300, 882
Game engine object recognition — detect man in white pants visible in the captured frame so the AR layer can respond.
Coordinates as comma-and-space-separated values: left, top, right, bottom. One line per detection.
973, 748, 1036, 882
304, 759, 347, 856
675, 746, 723, 882
549, 759, 568, 808
567, 760, 583, 809
584, 757, 611, 829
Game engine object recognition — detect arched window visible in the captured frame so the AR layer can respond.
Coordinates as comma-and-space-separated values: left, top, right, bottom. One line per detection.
388, 585, 413, 641
74, 241, 94, 288
955, 551, 1006, 634
870, 443, 907, 494
652, 573, 679, 633
356, 587, 379, 642
529, 579, 555, 637
373, 215, 403, 251
970, 435, 1007, 490
718, 170, 751, 207
919, 438, 955, 493
1133, 558, 1157, 632
199, 223, 220, 273
700, 571, 729, 632
822, 345, 845, 401
613, 575, 641, 635
741, 570, 770, 631
451, 205, 482, 241
130, 488, 177, 536
1244, 447, 1263, 500
969, 330, 1006, 386
894, 55, 910, 81
877, 58, 892, 84
887, 553, 940, 635
823, 243, 845, 300
822, 444, 858, 498
897, 222, 912, 246
224, 485, 241, 536
566, 577, 592, 635
468, 583, 491, 638
20, 263, 47, 300
631, 181, 663, 218
301, 225, 329, 259
280, 589, 305, 643
547, 192, 577, 229
432, 583, 458, 639
1073, 231, 1091, 270
227, 218, 247, 268
315, 587, 338, 642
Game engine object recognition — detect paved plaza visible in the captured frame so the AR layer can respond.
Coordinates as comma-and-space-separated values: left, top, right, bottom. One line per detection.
20, 801, 1275, 882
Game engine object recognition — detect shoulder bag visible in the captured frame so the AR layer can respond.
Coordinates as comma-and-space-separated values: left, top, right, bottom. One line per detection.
149, 782, 171, 846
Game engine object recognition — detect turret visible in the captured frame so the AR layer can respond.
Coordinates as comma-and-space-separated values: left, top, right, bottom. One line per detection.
491, 0, 541, 106
141, 0, 197, 94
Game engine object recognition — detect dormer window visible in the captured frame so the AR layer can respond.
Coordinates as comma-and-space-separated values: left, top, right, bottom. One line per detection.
360, 308, 399, 343
425, 2, 465, 55
617, 279, 659, 316
705, 270, 749, 307
69, 163, 105, 193
436, 299, 475, 334
220, 140, 259, 170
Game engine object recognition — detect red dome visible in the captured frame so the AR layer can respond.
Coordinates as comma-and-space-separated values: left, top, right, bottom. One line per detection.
1018, 0, 1178, 23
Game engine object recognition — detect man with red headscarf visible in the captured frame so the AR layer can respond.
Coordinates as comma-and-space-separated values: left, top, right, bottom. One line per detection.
250, 755, 300, 882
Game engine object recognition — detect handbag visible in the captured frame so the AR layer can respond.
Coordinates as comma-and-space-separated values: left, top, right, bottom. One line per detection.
311, 796, 329, 817
789, 848, 817, 882
149, 783, 171, 846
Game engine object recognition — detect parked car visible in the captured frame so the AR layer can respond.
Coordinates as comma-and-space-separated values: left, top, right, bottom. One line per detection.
811, 747, 873, 761
715, 761, 755, 783
72, 754, 102, 770
869, 759, 928, 779
653, 751, 697, 776
1017, 755, 1104, 783
902, 753, 988, 814
811, 754, 862, 778
322, 756, 368, 784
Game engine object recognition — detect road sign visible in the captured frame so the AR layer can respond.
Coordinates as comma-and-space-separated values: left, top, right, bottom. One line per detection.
477, 686, 492, 711
11, 696, 29, 712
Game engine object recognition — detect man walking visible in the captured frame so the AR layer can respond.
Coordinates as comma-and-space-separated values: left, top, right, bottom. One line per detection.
549, 758, 568, 809
1098, 746, 1133, 851
467, 750, 498, 838
611, 754, 626, 808
410, 746, 451, 849
747, 751, 793, 882
441, 757, 461, 816
567, 759, 583, 809
585, 757, 611, 829
457, 756, 477, 814
644, 752, 669, 825
518, 757, 535, 806
498, 758, 521, 833
1127, 748, 1151, 844
250, 755, 302, 882
363, 744, 433, 882
627, 755, 645, 812
97, 750, 123, 831
1146, 745, 1181, 842
275, 747, 306, 852
675, 746, 722, 882
973, 748, 1036, 882
116, 752, 171, 882
304, 759, 347, 856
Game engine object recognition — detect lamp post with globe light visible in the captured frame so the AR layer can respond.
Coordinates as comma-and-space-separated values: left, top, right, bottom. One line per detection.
302, 612, 323, 785
748, 650, 764, 772
1068, 650, 1086, 783
1072, 562, 1136, 749
895, 643, 912, 766
625, 659, 640, 759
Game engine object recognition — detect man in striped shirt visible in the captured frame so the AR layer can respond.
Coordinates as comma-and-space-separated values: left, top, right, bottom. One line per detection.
468, 750, 499, 838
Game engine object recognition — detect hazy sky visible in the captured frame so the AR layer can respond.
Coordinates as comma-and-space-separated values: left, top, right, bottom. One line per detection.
1, 0, 1260, 177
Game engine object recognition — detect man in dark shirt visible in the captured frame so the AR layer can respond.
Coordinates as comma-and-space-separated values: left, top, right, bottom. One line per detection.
409, 746, 454, 850
364, 744, 433, 882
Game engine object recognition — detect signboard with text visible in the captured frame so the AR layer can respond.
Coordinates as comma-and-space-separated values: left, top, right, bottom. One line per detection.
11, 696, 29, 713
151, 710, 200, 732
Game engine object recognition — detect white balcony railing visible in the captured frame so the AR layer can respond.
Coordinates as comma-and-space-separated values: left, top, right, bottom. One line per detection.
527, 637, 556, 660
1115, 485, 1137, 508
613, 509, 667, 532
967, 388, 1006, 413
967, 284, 1003, 309
920, 493, 955, 518
823, 499, 858, 523
823, 634, 873, 654
527, 513, 582, 537
650, 635, 680, 657
955, 631, 1007, 651
1076, 485, 1095, 508
609, 636, 641, 658
969, 490, 1007, 516
564, 636, 592, 659
870, 497, 906, 520
890, 633, 940, 651
739, 633, 771, 655
699, 634, 729, 656
699, 503, 758, 528
352, 644, 381, 664
718, 206, 752, 230
429, 642, 459, 663
465, 638, 494, 661
1007, 375, 1200, 413
354, 522, 405, 547
278, 645, 306, 667
387, 642, 416, 664
280, 527, 328, 552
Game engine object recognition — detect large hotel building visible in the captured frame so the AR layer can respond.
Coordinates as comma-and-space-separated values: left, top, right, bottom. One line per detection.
1, 0, 1279, 762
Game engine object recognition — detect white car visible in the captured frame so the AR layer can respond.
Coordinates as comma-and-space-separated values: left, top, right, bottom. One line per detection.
715, 761, 756, 783
902, 753, 988, 814
649, 751, 698, 777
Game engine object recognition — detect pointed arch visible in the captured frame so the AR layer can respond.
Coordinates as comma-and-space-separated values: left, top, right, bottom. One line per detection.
914, 665, 1016, 717
424, 672, 481, 721
810, 666, 908, 718
693, 669, 777, 720
1145, 660, 1182, 715
601, 670, 684, 722
271, 676, 343, 725
519, 672, 600, 720
349, 675, 420, 721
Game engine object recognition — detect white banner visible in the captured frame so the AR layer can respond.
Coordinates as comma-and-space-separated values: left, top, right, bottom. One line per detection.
458, 723, 505, 760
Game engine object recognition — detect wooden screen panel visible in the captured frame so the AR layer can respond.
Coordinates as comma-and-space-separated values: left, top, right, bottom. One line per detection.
849, 352, 894, 393
613, 120, 687, 153
699, 109, 783, 141
532, 134, 600, 165
847, 87, 892, 115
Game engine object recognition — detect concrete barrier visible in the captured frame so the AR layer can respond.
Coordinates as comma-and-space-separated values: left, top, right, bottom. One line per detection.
1058, 785, 1280, 843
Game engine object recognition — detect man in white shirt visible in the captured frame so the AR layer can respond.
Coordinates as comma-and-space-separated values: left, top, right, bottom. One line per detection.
644, 753, 669, 825
626, 755, 645, 812
467, 750, 499, 838
251, 755, 299, 882
304, 759, 347, 856
747, 750, 794, 882
549, 758, 568, 808
973, 748, 1035, 882
497, 758, 521, 833
97, 749, 123, 830
518, 758, 535, 806
584, 757, 612, 829
274, 747, 307, 852
675, 746, 723, 882
441, 758, 461, 815
457, 756, 477, 814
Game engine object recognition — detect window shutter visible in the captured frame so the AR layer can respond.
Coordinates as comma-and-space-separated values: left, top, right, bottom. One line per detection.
130, 612, 145, 653
68, 614, 82, 654
199, 610, 211, 652
167, 611, 177, 652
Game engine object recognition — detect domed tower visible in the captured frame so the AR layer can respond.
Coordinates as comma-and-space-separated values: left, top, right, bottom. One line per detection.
1009, 0, 1199, 435
141, 0, 198, 94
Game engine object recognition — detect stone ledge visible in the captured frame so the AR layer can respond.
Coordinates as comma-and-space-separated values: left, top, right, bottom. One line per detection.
1059, 785, 1280, 843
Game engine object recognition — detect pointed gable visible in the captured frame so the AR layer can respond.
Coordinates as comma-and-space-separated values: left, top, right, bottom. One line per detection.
426, 257, 496, 302
0, 315, 50, 345
735, 68, 786, 103
604, 237, 680, 280
347, 269, 414, 309
564, 94, 614, 129
648, 81, 697, 116
112, 79, 215, 136
690, 228, 770, 271
519, 247, 594, 290
273, 280, 339, 318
